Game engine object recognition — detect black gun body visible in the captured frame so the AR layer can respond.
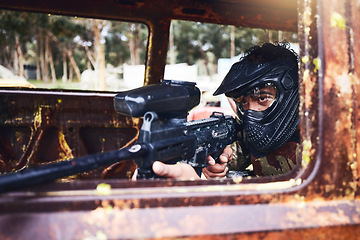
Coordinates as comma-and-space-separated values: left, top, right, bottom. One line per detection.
0, 80, 240, 192
186, 113, 237, 165
135, 111, 238, 179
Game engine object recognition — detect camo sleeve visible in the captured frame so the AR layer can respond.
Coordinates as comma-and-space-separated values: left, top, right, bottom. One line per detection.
227, 141, 247, 171
251, 142, 300, 176
227, 141, 300, 177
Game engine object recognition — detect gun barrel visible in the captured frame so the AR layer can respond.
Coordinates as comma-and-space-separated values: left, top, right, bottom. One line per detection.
0, 144, 149, 193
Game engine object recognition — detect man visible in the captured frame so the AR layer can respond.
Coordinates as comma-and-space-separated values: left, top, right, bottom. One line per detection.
152, 42, 301, 179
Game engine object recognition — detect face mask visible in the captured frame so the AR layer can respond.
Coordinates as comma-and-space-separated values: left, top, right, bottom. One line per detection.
215, 59, 299, 157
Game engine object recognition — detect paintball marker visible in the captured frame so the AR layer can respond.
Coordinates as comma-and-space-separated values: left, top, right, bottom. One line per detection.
0, 80, 239, 192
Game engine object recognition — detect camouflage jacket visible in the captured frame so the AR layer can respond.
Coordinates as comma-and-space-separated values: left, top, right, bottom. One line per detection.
229, 141, 301, 177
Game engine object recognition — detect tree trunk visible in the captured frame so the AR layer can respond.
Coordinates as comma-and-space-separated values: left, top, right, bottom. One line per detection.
2, 47, 12, 70
278, 30, 283, 42
84, 45, 95, 69
66, 50, 82, 82
44, 34, 50, 83
201, 50, 211, 76
268, 30, 273, 42
36, 52, 41, 81
46, 35, 57, 83
47, 32, 81, 82
169, 23, 176, 64
128, 23, 141, 65
93, 19, 106, 90
35, 32, 41, 81
128, 23, 136, 65
134, 24, 141, 65
13, 50, 18, 75
69, 64, 73, 82
15, 35, 24, 77
87, 59, 92, 70
62, 52, 67, 82
230, 26, 235, 59
39, 30, 49, 83
188, 45, 193, 65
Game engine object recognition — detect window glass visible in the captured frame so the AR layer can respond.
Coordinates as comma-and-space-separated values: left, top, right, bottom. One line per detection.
0, 10, 148, 91
166, 20, 298, 92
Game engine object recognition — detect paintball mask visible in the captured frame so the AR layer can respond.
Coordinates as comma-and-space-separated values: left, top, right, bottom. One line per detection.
214, 58, 299, 158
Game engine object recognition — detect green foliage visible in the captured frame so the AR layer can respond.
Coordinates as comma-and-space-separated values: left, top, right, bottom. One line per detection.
170, 20, 295, 66
0, 10, 297, 85
104, 22, 148, 66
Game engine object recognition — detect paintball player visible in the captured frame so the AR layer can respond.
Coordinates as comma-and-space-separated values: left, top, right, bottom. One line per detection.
152, 42, 301, 179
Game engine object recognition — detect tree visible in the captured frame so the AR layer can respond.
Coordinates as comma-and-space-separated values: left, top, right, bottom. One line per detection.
92, 19, 106, 90
104, 22, 131, 66
49, 15, 87, 82
0, 11, 33, 77
0, 10, 297, 88
104, 22, 148, 66
172, 21, 201, 65
171, 20, 296, 76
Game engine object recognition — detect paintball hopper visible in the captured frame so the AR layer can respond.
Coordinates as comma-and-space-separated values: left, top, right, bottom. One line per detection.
114, 80, 201, 119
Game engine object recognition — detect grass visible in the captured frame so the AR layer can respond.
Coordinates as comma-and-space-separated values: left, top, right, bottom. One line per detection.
28, 79, 83, 90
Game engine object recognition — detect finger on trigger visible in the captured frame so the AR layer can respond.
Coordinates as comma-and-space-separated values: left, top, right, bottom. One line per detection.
207, 156, 216, 165
219, 154, 229, 163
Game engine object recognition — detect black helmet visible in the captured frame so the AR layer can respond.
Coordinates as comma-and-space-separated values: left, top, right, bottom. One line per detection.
214, 55, 299, 158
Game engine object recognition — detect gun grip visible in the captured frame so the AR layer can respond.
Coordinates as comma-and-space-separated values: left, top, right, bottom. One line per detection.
136, 168, 163, 180
211, 149, 224, 164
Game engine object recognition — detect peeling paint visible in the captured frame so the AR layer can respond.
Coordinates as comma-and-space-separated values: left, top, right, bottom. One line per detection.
96, 183, 112, 195
331, 12, 346, 29
313, 57, 321, 72
58, 131, 74, 160
302, 56, 310, 64
302, 139, 312, 166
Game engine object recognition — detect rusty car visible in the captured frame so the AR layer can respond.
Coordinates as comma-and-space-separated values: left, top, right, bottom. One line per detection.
0, 0, 359, 239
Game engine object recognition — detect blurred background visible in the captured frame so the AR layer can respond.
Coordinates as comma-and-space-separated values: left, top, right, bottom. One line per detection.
0, 10, 298, 114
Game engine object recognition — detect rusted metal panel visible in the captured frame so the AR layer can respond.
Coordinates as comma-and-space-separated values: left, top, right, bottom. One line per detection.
350, 0, 360, 198
144, 20, 170, 85
297, 0, 359, 200
0, 89, 139, 179
316, 0, 359, 198
0, 0, 298, 31
0, 191, 360, 239
297, 0, 321, 194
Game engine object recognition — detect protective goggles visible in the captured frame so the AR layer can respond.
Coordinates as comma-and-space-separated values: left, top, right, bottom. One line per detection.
232, 83, 278, 114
